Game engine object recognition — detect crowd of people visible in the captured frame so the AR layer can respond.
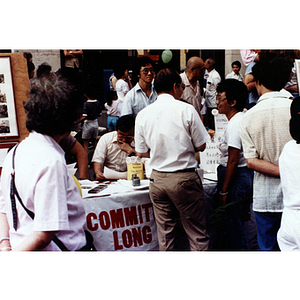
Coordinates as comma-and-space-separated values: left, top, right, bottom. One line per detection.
0, 49, 299, 251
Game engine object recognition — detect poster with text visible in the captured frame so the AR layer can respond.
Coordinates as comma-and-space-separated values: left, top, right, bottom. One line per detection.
0, 57, 18, 137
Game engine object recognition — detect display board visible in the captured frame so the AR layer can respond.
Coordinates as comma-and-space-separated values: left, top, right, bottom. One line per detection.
0, 53, 30, 173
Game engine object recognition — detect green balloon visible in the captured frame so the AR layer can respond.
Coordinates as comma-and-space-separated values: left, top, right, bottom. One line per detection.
162, 49, 173, 64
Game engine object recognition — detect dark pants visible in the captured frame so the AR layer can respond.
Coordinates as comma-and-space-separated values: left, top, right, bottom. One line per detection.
208, 165, 253, 250
254, 211, 282, 251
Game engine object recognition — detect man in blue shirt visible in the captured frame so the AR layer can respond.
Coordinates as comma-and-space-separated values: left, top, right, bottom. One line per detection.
121, 56, 157, 118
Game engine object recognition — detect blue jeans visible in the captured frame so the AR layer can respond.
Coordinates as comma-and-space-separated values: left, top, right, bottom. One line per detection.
254, 212, 282, 251
208, 165, 253, 250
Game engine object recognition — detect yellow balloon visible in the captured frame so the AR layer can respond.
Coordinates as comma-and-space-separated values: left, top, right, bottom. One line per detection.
162, 50, 173, 64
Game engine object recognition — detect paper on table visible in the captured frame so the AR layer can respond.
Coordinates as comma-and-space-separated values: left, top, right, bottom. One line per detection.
80, 180, 134, 199
103, 166, 127, 180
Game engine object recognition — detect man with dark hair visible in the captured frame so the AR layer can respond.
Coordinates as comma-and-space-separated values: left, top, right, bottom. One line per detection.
204, 57, 221, 130
226, 60, 243, 82
239, 57, 293, 251
135, 68, 210, 251
92, 114, 135, 180
121, 56, 157, 118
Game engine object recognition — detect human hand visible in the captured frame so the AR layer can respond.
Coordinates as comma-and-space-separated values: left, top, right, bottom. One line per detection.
95, 171, 106, 181
218, 194, 227, 206
119, 141, 133, 154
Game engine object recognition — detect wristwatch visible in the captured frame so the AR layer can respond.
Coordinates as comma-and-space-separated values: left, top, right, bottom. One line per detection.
128, 151, 136, 157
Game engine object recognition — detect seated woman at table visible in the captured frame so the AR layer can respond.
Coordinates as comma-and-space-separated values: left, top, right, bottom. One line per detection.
0, 77, 87, 251
92, 114, 135, 180
211, 79, 254, 250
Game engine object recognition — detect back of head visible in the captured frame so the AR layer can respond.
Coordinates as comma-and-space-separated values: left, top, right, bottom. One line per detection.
252, 57, 292, 91
205, 58, 216, 70
290, 96, 300, 143
114, 64, 128, 79
106, 90, 117, 106
25, 77, 82, 136
36, 62, 52, 79
116, 114, 135, 132
134, 56, 154, 77
154, 68, 181, 94
217, 79, 248, 111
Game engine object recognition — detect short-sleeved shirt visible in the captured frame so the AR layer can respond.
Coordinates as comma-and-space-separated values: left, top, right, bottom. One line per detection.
115, 79, 129, 102
0, 131, 86, 250
204, 69, 221, 108
121, 82, 157, 118
135, 93, 210, 172
92, 131, 134, 172
180, 72, 203, 117
219, 112, 247, 168
244, 62, 259, 104
225, 71, 244, 82
239, 92, 292, 212
279, 140, 300, 209
83, 99, 101, 120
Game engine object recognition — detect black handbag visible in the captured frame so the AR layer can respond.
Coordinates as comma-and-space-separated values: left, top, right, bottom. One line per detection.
10, 144, 96, 251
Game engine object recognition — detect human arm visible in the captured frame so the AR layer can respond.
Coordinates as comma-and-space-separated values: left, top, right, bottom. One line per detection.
219, 147, 241, 205
246, 157, 280, 177
195, 143, 206, 152
74, 115, 87, 125
136, 151, 150, 158
0, 212, 11, 251
13, 231, 56, 251
93, 162, 106, 180
70, 141, 89, 179
244, 73, 256, 92
285, 84, 299, 93
63, 50, 83, 58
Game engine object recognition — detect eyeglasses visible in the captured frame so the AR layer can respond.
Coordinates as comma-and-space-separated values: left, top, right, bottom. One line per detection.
140, 68, 155, 75
117, 133, 134, 140
216, 96, 227, 102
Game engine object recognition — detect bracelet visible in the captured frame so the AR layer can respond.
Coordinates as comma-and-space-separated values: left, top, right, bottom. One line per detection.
219, 191, 228, 196
0, 247, 12, 251
0, 237, 10, 243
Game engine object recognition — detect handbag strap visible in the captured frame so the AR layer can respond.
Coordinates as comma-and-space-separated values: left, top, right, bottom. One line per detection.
10, 144, 69, 251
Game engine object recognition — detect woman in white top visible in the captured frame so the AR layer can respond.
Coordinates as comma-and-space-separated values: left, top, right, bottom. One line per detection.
212, 79, 253, 250
277, 97, 300, 251
0, 77, 88, 251
115, 66, 132, 116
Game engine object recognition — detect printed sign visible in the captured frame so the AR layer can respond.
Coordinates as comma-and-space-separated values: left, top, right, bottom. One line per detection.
83, 190, 158, 251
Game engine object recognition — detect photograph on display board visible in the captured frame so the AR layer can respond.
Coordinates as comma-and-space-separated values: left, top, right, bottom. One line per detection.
0, 57, 18, 138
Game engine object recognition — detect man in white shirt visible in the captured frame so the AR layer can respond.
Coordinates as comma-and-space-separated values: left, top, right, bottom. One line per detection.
225, 60, 244, 82
203, 58, 221, 130
92, 115, 135, 180
121, 56, 157, 118
135, 68, 210, 251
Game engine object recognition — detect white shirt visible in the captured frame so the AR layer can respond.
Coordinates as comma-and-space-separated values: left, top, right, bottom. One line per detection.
0, 131, 86, 250
135, 93, 210, 172
180, 72, 203, 117
204, 69, 221, 108
225, 71, 244, 82
279, 140, 300, 209
92, 131, 134, 172
239, 92, 292, 212
121, 82, 157, 118
115, 79, 129, 102
219, 112, 247, 168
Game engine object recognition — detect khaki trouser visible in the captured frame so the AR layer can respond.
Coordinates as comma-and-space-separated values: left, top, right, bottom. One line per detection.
149, 169, 209, 251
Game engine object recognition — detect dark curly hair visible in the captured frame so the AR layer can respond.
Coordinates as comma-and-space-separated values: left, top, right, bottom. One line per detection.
290, 96, 300, 144
24, 77, 82, 136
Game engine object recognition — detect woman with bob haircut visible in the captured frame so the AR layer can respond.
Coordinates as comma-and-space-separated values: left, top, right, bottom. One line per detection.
277, 96, 300, 251
0, 77, 89, 251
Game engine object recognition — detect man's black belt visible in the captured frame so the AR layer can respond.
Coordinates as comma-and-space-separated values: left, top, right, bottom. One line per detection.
173, 168, 196, 173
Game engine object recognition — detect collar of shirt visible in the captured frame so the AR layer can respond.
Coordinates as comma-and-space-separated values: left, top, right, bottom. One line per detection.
257, 91, 290, 104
